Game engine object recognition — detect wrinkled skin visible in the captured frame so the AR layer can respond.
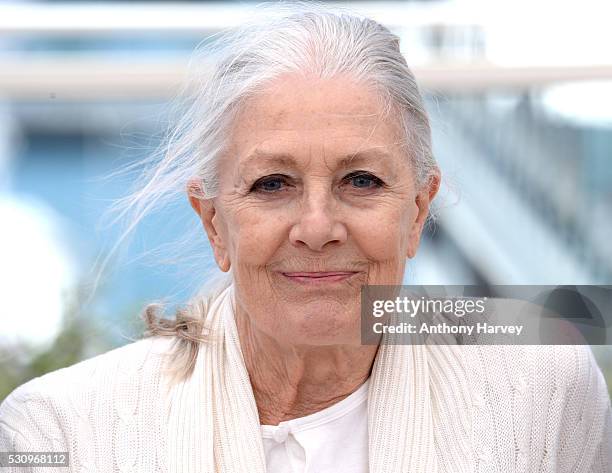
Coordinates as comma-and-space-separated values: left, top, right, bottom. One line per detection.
189, 72, 439, 424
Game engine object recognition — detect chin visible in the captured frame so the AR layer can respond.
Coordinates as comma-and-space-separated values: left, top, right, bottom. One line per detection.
287, 307, 361, 345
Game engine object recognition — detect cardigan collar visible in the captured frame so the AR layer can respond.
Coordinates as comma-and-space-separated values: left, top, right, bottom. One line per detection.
164, 283, 475, 473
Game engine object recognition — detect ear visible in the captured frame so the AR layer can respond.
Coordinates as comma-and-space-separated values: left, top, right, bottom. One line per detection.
406, 172, 441, 259
187, 180, 231, 272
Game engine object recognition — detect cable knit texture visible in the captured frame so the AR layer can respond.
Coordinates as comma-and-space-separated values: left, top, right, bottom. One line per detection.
1, 283, 611, 472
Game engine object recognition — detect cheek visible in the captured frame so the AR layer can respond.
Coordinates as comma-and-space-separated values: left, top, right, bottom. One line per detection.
350, 204, 416, 260
226, 206, 289, 268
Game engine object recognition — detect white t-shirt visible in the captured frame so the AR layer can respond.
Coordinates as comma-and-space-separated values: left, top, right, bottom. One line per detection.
261, 379, 369, 473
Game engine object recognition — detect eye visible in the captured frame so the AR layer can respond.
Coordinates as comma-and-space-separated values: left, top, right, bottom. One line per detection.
250, 174, 291, 193
343, 171, 384, 189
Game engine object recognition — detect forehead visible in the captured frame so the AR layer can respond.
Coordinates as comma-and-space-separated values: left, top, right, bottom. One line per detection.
225, 73, 405, 165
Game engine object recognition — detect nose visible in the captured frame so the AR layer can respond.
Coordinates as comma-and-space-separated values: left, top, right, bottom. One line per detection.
289, 188, 348, 252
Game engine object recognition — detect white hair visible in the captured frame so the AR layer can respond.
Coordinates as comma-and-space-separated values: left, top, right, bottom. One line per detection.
111, 1, 436, 216
101, 1, 438, 382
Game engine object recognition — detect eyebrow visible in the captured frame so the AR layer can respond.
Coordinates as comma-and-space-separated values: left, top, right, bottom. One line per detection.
239, 148, 394, 170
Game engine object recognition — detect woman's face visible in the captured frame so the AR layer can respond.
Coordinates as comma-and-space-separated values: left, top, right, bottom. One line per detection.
190, 73, 438, 346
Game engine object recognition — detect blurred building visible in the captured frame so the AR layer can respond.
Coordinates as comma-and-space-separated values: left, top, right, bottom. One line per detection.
0, 0, 611, 353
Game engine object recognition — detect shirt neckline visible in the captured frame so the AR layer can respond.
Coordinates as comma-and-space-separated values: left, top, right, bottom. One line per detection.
261, 378, 370, 437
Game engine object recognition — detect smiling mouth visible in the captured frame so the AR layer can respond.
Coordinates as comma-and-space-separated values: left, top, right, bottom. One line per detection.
280, 271, 359, 284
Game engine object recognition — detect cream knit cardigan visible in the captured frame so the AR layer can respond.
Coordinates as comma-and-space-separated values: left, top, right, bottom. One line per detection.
1, 283, 611, 472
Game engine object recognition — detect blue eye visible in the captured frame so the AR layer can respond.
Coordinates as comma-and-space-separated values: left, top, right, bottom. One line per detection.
345, 172, 384, 189
251, 175, 288, 193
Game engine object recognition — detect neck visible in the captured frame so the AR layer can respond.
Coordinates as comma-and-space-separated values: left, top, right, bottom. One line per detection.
235, 305, 379, 426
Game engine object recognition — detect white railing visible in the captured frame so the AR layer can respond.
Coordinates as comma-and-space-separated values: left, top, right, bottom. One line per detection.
0, 1, 478, 35
1, 55, 611, 100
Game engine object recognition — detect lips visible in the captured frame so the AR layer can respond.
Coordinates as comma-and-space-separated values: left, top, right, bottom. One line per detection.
282, 271, 355, 277
280, 271, 358, 283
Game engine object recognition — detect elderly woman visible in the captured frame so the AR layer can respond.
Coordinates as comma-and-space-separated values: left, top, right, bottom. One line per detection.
1, 3, 610, 473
